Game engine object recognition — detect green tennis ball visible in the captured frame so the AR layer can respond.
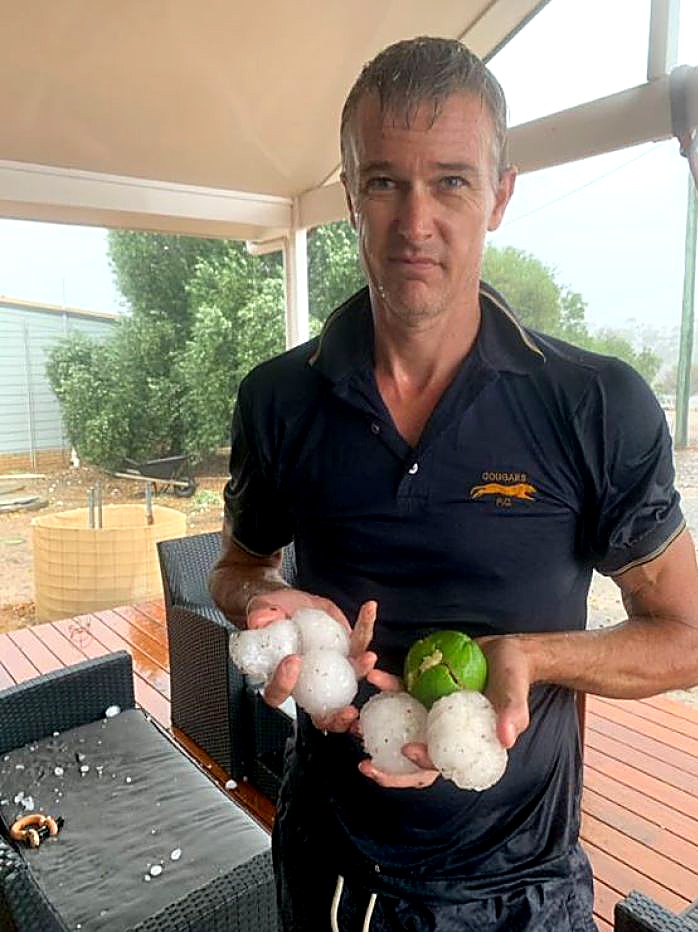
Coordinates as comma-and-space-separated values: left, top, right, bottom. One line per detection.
404, 630, 487, 709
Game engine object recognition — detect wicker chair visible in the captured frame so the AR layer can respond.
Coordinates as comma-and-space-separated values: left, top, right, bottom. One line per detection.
0, 651, 278, 931
614, 891, 698, 930
157, 531, 296, 799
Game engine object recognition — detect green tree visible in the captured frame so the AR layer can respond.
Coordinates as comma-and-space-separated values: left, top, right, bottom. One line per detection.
107, 231, 227, 333
308, 221, 365, 322
481, 246, 560, 333
47, 235, 288, 466
482, 245, 660, 386
45, 332, 117, 464
179, 245, 286, 455
46, 316, 186, 467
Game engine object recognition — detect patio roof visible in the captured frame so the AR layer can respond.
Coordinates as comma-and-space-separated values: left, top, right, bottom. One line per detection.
0, 1, 696, 343
0, 0, 546, 236
1, 1, 694, 238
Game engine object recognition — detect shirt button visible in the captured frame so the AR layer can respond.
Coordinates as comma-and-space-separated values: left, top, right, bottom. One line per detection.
408, 463, 419, 475
370, 422, 380, 435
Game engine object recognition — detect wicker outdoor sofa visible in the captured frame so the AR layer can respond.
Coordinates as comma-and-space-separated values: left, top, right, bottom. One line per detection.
0, 651, 278, 931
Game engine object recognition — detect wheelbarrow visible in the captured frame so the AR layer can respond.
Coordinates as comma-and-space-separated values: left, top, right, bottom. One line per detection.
113, 455, 198, 497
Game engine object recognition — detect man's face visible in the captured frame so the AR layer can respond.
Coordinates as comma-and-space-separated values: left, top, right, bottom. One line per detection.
342, 92, 515, 326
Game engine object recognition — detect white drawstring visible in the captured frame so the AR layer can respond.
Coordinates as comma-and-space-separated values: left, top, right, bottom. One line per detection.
362, 892, 377, 932
330, 874, 378, 932
331, 874, 344, 932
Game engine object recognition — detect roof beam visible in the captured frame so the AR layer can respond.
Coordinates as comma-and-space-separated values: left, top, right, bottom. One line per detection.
0, 160, 292, 239
462, 0, 551, 61
509, 69, 697, 174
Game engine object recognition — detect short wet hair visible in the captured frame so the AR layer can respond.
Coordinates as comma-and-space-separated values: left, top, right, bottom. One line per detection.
341, 36, 508, 184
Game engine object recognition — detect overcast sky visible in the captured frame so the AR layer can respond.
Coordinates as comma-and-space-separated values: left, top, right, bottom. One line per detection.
0, 0, 695, 335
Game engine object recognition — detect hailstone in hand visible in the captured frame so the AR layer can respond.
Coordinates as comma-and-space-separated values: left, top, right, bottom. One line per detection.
427, 690, 507, 791
229, 610, 358, 718
293, 608, 350, 655
360, 692, 428, 774
291, 649, 358, 717
229, 618, 300, 683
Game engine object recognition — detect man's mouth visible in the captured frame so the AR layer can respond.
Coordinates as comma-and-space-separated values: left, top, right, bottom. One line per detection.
389, 256, 440, 268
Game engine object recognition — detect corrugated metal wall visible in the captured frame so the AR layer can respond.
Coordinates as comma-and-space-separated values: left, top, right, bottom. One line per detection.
0, 301, 117, 465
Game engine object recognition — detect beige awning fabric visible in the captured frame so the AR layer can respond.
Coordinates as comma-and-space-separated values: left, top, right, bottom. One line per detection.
0, 1, 694, 239
0, 0, 546, 237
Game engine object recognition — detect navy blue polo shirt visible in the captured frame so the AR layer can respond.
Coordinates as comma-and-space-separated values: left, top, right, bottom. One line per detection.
224, 284, 683, 894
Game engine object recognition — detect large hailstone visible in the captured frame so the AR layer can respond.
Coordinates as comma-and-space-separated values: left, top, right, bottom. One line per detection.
229, 618, 300, 683
427, 691, 507, 791
293, 608, 350, 656
360, 692, 428, 774
292, 649, 358, 717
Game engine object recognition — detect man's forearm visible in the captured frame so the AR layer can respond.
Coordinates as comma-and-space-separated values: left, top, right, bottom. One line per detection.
209, 563, 289, 628
513, 617, 698, 699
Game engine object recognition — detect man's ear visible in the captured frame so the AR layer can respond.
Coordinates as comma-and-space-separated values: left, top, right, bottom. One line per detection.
341, 171, 358, 230
488, 166, 517, 232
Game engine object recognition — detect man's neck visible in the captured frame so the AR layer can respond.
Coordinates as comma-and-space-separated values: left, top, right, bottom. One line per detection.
371, 289, 481, 394
370, 287, 481, 446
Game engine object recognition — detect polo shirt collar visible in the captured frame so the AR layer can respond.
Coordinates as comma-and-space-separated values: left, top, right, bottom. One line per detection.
308, 282, 545, 384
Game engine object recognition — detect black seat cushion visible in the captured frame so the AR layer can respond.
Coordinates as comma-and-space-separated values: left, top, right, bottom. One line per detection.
0, 709, 270, 930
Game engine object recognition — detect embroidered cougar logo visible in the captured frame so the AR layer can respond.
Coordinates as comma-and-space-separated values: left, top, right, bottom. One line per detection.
470, 482, 537, 502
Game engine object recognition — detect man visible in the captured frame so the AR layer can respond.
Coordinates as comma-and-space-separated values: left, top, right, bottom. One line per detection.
210, 37, 698, 931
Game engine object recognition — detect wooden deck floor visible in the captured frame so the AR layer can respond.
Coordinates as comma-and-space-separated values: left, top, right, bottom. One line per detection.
2, 603, 697, 931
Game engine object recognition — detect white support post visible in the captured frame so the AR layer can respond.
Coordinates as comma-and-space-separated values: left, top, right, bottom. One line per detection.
648, 0, 680, 80
283, 200, 309, 349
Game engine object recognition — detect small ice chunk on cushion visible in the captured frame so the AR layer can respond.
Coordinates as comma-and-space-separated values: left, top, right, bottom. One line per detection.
360, 692, 428, 774
292, 649, 357, 717
427, 690, 507, 791
229, 618, 301, 681
292, 608, 350, 655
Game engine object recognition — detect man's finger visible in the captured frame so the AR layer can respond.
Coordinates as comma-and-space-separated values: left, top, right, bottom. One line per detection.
248, 605, 287, 629
351, 651, 377, 679
263, 654, 302, 707
489, 696, 530, 749
402, 742, 436, 770
313, 705, 359, 733
366, 668, 403, 692
318, 599, 351, 630
350, 600, 377, 656
358, 759, 439, 789
496, 711, 528, 749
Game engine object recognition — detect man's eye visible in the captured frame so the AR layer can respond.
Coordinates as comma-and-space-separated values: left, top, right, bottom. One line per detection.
366, 177, 395, 191
440, 176, 467, 190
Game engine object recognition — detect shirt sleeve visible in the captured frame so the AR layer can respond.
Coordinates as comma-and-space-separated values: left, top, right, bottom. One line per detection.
577, 359, 685, 576
223, 377, 294, 557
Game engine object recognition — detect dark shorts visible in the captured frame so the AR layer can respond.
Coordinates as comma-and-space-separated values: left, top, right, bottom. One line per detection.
272, 768, 597, 932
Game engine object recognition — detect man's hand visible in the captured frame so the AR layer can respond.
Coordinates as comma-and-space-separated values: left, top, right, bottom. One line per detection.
476, 635, 533, 749
357, 668, 440, 789
247, 590, 378, 733
358, 639, 529, 788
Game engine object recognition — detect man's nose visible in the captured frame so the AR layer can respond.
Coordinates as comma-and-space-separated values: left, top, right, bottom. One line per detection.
395, 187, 434, 241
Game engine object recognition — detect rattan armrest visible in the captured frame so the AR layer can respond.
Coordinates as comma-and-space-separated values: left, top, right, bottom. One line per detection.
615, 890, 698, 931
0, 837, 68, 932
166, 601, 249, 777
0, 652, 135, 756
130, 850, 277, 931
